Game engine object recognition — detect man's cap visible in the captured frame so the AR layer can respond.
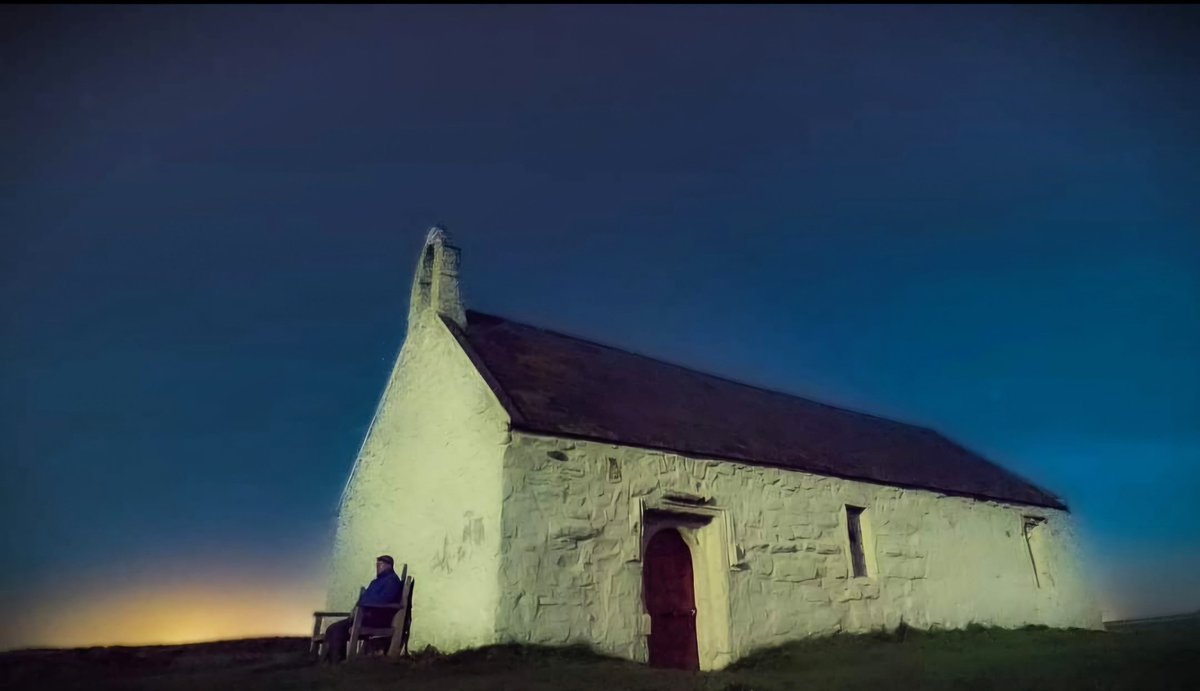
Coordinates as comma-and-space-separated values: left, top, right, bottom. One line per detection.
376, 555, 394, 566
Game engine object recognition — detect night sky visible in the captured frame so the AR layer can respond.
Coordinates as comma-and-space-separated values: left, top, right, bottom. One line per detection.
3, 6, 1198, 649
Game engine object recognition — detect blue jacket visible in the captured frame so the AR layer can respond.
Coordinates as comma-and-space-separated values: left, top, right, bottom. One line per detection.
358, 569, 403, 607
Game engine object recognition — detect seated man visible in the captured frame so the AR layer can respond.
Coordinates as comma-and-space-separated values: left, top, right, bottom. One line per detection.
321, 555, 403, 663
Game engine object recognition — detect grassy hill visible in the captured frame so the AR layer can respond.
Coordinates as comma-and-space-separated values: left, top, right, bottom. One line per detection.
3, 624, 1197, 690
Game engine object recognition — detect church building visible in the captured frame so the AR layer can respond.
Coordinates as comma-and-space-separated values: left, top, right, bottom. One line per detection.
328, 228, 1101, 670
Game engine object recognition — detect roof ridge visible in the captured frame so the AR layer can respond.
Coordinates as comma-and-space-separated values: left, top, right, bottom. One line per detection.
465, 309, 936, 435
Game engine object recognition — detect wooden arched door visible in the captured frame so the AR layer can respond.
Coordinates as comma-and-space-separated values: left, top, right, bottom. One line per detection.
643, 528, 699, 670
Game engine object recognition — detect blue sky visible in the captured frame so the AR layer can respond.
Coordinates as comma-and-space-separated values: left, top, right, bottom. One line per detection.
2, 5, 1197, 648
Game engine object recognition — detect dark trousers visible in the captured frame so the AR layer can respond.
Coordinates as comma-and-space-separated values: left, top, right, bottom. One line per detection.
321, 614, 391, 662
321, 617, 353, 663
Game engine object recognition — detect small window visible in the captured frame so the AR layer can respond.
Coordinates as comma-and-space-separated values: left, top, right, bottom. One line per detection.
846, 505, 868, 578
1023, 516, 1047, 587
607, 457, 622, 482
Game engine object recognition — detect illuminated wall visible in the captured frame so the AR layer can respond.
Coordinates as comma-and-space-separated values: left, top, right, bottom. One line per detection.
328, 230, 509, 651
495, 432, 1103, 669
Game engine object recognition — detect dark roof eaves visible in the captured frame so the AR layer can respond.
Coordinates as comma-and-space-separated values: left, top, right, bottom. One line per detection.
928, 429, 1069, 512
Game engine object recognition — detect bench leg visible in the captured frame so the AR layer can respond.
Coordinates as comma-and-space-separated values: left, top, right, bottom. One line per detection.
348, 610, 363, 659
387, 605, 408, 658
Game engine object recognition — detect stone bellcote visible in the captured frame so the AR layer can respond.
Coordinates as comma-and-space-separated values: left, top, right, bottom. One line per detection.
408, 226, 466, 328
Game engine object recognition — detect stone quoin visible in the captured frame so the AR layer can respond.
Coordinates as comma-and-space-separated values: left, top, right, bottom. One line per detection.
327, 228, 1102, 670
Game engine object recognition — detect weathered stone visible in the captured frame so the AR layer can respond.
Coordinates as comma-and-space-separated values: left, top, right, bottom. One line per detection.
768, 542, 800, 554
773, 557, 819, 582
790, 524, 820, 540
801, 585, 830, 603
749, 553, 775, 577
821, 560, 848, 579
889, 558, 927, 580
835, 584, 863, 602
814, 514, 842, 529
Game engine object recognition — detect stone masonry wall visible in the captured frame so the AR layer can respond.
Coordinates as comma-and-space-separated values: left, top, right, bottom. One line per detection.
496, 432, 1102, 668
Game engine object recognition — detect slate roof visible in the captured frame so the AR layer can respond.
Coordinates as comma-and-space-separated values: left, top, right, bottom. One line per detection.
448, 310, 1066, 511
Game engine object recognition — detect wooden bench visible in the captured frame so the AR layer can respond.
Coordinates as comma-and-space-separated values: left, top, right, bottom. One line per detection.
311, 564, 415, 660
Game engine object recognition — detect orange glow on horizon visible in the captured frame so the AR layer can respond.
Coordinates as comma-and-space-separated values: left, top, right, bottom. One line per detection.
5, 571, 327, 651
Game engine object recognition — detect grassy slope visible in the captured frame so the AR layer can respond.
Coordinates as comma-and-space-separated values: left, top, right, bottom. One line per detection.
2, 625, 1197, 691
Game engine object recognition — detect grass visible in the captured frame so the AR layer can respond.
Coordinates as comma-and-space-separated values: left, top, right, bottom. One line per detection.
2, 624, 1197, 691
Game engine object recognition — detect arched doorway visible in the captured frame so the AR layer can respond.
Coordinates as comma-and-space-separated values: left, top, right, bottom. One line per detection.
643, 528, 699, 670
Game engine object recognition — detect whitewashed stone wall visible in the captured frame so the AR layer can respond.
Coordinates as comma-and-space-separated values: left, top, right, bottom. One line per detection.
328, 307, 510, 651
496, 432, 1102, 668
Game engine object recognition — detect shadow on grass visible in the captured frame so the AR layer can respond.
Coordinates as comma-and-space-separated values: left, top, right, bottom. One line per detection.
727, 623, 1109, 671
404, 642, 619, 668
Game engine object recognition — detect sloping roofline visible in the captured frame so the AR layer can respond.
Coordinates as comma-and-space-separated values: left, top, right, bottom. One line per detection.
441, 312, 1068, 511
